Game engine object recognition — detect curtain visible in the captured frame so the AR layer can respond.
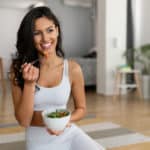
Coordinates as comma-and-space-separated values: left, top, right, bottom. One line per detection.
126, 0, 134, 84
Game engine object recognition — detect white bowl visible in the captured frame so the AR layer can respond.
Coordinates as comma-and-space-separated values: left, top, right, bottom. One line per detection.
42, 109, 71, 131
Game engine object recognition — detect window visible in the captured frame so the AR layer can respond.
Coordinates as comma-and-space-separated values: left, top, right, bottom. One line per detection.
63, 0, 92, 8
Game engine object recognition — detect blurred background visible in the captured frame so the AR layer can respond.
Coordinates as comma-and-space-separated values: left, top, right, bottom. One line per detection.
0, 0, 149, 97
0, 1, 150, 149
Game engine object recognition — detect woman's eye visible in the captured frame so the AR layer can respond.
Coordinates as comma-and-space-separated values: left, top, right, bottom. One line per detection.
47, 28, 54, 33
33, 31, 40, 36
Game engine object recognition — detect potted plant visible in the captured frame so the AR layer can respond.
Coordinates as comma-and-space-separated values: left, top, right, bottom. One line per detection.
123, 44, 150, 99
134, 44, 150, 99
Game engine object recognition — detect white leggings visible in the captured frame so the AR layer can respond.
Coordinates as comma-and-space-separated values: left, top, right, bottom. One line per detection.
70, 127, 105, 150
26, 125, 106, 150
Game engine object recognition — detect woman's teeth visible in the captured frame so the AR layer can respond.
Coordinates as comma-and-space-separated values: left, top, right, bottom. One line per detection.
41, 43, 51, 49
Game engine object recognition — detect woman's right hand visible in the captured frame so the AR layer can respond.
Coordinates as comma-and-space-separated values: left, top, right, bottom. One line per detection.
21, 63, 39, 84
46, 128, 64, 136
46, 122, 71, 136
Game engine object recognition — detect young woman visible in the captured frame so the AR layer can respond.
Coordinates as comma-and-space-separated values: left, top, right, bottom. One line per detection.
11, 6, 105, 150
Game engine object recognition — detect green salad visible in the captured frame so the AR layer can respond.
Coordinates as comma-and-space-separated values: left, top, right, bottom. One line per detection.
47, 109, 70, 118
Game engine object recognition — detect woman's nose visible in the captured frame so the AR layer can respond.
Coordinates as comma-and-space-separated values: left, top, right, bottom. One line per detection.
42, 32, 49, 42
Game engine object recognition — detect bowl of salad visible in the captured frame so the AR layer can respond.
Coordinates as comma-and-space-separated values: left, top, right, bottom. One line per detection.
42, 109, 71, 131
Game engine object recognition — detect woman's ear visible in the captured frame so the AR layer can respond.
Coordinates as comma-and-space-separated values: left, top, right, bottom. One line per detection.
56, 26, 59, 37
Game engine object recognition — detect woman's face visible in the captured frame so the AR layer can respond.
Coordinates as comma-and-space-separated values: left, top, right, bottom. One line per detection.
33, 16, 59, 56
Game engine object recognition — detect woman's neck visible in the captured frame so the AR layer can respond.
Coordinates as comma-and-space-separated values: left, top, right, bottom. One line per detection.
40, 54, 63, 69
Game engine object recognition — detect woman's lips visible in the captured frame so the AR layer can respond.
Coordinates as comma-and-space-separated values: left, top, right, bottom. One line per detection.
41, 43, 51, 49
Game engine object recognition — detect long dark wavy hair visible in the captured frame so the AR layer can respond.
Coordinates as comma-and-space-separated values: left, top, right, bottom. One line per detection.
11, 6, 64, 89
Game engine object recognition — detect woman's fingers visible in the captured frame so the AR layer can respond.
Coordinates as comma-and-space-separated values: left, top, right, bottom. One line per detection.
66, 122, 71, 128
31, 66, 39, 81
46, 123, 72, 136
29, 66, 35, 81
46, 128, 64, 136
22, 63, 39, 82
23, 63, 31, 73
21, 62, 27, 70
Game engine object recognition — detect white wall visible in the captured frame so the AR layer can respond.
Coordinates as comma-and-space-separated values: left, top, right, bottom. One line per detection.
133, 0, 150, 47
0, 0, 94, 78
96, 0, 127, 95
139, 0, 150, 45
133, 0, 142, 47
46, 0, 94, 57
0, 8, 26, 78
96, 0, 106, 94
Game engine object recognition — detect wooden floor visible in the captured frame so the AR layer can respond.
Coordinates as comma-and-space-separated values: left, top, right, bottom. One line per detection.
0, 81, 150, 149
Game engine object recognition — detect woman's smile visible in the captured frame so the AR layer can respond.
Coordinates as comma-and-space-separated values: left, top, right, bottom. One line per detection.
40, 42, 52, 50
33, 16, 59, 56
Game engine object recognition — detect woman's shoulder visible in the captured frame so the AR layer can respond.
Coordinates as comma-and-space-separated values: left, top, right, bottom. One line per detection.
67, 59, 83, 79
67, 59, 81, 71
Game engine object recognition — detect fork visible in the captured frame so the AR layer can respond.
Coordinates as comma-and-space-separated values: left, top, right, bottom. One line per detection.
30, 58, 39, 65
19, 58, 39, 72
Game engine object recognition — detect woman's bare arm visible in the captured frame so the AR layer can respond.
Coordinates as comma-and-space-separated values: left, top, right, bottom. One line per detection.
11, 82, 35, 127
30, 111, 45, 126
69, 60, 86, 122
11, 63, 39, 127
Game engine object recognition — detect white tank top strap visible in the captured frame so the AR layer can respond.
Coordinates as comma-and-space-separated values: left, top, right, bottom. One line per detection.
63, 59, 69, 77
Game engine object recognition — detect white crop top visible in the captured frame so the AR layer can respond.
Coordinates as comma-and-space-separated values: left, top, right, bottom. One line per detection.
34, 59, 71, 111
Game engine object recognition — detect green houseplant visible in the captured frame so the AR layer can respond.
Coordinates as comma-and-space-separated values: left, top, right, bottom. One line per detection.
129, 44, 150, 99
134, 44, 150, 75
136, 44, 150, 99
123, 44, 150, 99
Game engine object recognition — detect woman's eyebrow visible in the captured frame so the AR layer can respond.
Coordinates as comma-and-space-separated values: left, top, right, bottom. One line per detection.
34, 25, 55, 31
47, 25, 55, 28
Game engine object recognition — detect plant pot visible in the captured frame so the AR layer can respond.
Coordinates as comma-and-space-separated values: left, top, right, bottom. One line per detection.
142, 75, 150, 99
